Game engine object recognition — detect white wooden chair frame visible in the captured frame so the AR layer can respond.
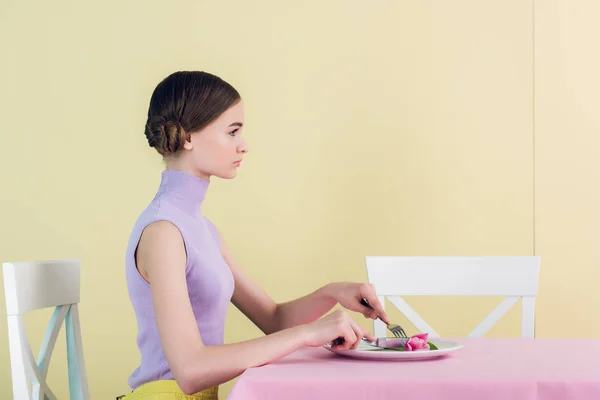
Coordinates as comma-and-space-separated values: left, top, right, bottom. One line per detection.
365, 256, 541, 339
3, 259, 90, 400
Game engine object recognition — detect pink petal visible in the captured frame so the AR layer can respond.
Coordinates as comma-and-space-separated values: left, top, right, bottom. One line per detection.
415, 341, 429, 350
412, 333, 429, 342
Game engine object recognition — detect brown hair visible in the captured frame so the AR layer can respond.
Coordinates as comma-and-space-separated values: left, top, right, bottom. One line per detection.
144, 71, 241, 156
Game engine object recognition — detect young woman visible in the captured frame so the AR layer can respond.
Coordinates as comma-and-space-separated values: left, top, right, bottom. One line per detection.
121, 71, 389, 399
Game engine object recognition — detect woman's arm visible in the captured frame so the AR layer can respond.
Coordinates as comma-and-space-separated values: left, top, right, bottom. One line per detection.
137, 221, 366, 394
218, 230, 389, 334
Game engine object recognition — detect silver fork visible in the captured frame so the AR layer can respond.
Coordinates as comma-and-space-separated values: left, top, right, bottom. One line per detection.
360, 298, 408, 338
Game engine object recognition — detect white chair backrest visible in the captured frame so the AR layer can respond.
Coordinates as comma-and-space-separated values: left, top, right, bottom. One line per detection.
2, 259, 89, 400
365, 256, 541, 339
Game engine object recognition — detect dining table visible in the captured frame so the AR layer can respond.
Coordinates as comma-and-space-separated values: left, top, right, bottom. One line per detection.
227, 338, 600, 400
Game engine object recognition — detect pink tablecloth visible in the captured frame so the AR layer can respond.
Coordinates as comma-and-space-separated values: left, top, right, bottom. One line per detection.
227, 338, 600, 400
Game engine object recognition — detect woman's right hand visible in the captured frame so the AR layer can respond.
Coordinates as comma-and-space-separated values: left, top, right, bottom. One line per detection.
301, 309, 377, 350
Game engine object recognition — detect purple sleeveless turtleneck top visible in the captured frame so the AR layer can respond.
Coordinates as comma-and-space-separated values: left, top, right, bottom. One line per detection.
125, 169, 235, 390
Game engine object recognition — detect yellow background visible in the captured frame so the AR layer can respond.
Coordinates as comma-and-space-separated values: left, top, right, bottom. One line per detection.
0, 0, 598, 398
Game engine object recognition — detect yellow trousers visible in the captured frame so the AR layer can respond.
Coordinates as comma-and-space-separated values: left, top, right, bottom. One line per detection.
118, 380, 218, 400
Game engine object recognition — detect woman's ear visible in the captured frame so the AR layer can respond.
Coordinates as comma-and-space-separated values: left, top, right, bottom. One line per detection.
183, 138, 193, 150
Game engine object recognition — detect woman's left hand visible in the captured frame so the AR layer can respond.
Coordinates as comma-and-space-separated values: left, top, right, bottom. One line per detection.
326, 282, 390, 324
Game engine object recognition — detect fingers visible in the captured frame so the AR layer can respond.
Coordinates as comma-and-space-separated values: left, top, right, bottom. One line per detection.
360, 284, 390, 324
347, 319, 376, 348
357, 301, 378, 320
331, 326, 357, 350
362, 330, 377, 343
328, 312, 377, 350
330, 311, 358, 350
335, 318, 366, 350
359, 308, 377, 320
348, 319, 365, 349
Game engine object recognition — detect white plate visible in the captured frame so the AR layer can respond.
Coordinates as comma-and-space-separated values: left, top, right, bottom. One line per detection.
323, 339, 463, 361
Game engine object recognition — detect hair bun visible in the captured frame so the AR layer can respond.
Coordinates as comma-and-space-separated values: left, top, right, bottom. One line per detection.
145, 116, 188, 155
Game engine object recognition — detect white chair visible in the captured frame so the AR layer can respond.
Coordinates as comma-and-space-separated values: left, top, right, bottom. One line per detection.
3, 259, 89, 400
365, 256, 541, 339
